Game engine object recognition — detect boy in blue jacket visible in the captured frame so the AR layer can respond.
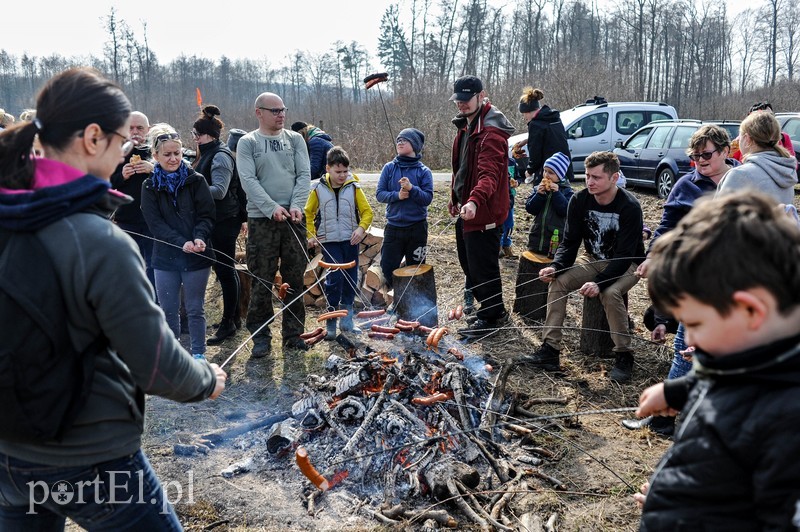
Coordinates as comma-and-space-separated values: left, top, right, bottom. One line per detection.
525, 152, 574, 257
376, 128, 434, 289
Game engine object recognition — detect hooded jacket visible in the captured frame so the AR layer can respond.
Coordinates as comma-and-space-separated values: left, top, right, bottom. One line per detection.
717, 151, 798, 205
0, 158, 216, 466
451, 101, 515, 232
525, 105, 575, 182
376, 156, 434, 227
641, 333, 800, 531
141, 163, 216, 271
305, 127, 334, 181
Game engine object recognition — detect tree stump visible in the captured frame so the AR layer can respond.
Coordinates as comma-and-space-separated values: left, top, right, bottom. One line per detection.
579, 294, 629, 355
392, 264, 438, 327
513, 251, 552, 322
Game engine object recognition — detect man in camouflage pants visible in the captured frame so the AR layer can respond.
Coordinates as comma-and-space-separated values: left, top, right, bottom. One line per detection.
236, 92, 311, 358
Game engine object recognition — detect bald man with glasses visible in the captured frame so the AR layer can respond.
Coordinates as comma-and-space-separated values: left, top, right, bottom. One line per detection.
236, 92, 311, 361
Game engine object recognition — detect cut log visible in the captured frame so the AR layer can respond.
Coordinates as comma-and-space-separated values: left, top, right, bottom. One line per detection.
303, 293, 317, 307
361, 242, 382, 259
362, 226, 384, 246
513, 251, 551, 322
236, 264, 251, 321
392, 264, 438, 327
304, 253, 323, 287
365, 262, 385, 291
579, 294, 629, 355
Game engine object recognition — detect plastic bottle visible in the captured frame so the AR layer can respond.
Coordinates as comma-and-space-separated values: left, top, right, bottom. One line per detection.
548, 229, 560, 259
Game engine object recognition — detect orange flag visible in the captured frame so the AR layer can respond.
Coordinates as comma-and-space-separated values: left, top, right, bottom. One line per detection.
196, 88, 203, 107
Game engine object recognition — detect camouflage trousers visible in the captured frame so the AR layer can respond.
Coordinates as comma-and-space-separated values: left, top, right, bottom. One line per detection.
246, 217, 308, 342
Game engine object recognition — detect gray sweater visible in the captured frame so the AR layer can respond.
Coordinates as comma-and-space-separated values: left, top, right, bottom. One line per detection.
717, 151, 797, 204
0, 187, 216, 466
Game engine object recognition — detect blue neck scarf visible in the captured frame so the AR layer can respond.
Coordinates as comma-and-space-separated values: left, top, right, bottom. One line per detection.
395, 154, 422, 167
152, 162, 190, 205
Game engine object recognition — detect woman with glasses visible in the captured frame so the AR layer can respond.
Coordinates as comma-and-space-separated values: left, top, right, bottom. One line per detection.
0, 67, 225, 529
717, 111, 798, 205
623, 124, 737, 437
142, 123, 216, 360
192, 105, 244, 345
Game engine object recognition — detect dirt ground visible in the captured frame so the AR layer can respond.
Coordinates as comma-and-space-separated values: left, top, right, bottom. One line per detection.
123, 182, 798, 532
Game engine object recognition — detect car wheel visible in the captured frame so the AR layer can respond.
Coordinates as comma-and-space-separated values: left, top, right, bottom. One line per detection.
656, 168, 675, 199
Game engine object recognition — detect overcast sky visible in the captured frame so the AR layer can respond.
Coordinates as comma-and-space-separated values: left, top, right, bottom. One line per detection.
3, 0, 752, 66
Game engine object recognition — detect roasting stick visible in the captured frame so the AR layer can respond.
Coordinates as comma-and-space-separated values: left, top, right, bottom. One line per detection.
218, 272, 330, 370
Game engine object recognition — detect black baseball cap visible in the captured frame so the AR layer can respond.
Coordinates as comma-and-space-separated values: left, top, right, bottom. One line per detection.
449, 75, 483, 101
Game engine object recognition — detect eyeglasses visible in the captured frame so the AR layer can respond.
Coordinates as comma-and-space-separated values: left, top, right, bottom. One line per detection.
396, 139, 409, 145
688, 150, 717, 161
104, 129, 134, 156
191, 130, 199, 138
258, 106, 288, 116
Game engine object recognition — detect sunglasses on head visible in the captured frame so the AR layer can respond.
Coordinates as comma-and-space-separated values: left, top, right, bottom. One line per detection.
155, 132, 180, 144
689, 150, 717, 161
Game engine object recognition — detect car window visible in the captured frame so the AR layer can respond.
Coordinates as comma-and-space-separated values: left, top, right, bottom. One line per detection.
782, 118, 800, 143
669, 126, 696, 149
650, 112, 673, 123
617, 112, 645, 136
626, 127, 653, 150
646, 126, 671, 149
568, 112, 609, 138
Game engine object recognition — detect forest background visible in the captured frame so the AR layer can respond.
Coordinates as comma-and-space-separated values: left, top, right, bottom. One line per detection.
2, 0, 800, 170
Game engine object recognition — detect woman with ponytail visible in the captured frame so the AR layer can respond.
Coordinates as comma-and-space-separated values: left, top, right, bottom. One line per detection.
0, 67, 225, 530
518, 87, 573, 184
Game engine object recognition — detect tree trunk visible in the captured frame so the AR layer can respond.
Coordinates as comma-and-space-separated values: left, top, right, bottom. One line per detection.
513, 251, 552, 322
392, 264, 438, 327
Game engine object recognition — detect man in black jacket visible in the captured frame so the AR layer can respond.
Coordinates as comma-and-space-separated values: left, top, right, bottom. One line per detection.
111, 111, 155, 291
522, 151, 644, 382
633, 191, 800, 531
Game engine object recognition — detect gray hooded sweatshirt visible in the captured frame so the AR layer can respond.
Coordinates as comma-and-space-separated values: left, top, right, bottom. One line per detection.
717, 151, 797, 204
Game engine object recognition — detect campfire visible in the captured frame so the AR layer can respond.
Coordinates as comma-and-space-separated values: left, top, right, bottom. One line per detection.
185, 307, 570, 530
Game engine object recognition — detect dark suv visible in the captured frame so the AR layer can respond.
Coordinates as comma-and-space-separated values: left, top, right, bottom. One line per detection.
613, 120, 740, 198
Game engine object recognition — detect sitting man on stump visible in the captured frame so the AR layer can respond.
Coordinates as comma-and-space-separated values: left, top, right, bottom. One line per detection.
522, 151, 644, 382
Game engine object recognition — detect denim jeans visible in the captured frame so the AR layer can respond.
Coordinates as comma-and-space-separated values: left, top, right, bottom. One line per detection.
500, 205, 514, 247
0, 449, 182, 531
155, 268, 211, 354
667, 323, 693, 379
321, 240, 359, 308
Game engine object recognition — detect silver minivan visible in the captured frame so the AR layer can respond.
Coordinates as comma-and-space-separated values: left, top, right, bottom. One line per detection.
508, 98, 678, 174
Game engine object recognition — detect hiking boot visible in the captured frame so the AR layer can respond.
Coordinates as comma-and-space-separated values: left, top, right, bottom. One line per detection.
621, 415, 675, 437
283, 337, 310, 352
207, 318, 237, 345
518, 343, 560, 371
463, 288, 476, 315
609, 351, 634, 383
339, 305, 361, 334
325, 318, 338, 340
499, 246, 517, 259
250, 339, 271, 359
458, 312, 508, 339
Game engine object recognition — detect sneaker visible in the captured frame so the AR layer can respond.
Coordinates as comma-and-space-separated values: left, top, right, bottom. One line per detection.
609, 351, 634, 383
458, 312, 508, 339
621, 415, 675, 437
499, 246, 517, 259
283, 337, 310, 352
192, 353, 206, 361
518, 343, 560, 371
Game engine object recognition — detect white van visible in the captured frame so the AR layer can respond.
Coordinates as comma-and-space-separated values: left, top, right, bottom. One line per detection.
508, 97, 678, 175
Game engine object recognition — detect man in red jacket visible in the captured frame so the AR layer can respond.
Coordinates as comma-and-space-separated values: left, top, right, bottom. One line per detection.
449, 75, 516, 339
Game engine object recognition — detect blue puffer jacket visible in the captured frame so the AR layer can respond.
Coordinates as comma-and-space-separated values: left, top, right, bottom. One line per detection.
306, 127, 334, 180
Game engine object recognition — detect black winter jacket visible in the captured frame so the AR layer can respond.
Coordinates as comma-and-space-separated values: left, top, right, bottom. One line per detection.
525, 105, 574, 182
641, 332, 800, 531
110, 145, 152, 227
141, 164, 216, 271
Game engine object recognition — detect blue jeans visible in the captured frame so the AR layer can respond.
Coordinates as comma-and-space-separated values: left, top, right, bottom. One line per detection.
501, 205, 514, 247
667, 323, 693, 379
155, 268, 211, 354
321, 240, 359, 308
0, 450, 182, 531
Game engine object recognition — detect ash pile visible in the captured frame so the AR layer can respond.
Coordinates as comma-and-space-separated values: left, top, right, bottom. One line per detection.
265, 320, 566, 531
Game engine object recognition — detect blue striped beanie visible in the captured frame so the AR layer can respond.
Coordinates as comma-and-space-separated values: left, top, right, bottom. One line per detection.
543, 152, 570, 182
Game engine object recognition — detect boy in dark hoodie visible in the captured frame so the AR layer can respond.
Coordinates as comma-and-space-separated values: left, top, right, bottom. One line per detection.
376, 128, 434, 289
634, 191, 800, 531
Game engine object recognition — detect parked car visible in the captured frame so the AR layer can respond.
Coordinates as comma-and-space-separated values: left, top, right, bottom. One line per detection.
612, 119, 740, 198
775, 113, 800, 168
507, 97, 678, 175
